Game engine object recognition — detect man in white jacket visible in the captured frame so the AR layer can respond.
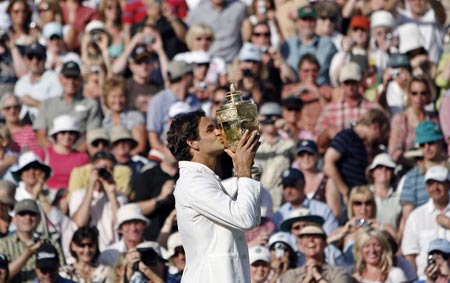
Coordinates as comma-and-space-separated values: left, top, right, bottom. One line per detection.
167, 110, 261, 283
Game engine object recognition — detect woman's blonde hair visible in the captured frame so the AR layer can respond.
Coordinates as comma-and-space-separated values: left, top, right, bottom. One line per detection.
348, 185, 377, 220
0, 93, 20, 109
102, 76, 127, 109
185, 23, 214, 50
353, 227, 393, 280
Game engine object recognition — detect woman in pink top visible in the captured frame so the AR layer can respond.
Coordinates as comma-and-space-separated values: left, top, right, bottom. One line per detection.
35, 115, 89, 197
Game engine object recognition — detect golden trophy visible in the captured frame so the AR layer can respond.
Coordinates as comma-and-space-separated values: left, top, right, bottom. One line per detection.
215, 82, 260, 151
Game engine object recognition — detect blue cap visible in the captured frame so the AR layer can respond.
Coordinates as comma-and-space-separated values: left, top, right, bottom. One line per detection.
297, 140, 318, 155
43, 22, 63, 39
428, 238, 450, 255
415, 121, 443, 144
281, 168, 304, 186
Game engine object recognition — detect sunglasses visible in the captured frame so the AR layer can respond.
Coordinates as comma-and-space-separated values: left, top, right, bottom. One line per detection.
419, 141, 437, 147
3, 105, 20, 111
213, 100, 225, 106
352, 27, 367, 32
285, 107, 301, 112
352, 200, 373, 206
78, 242, 95, 248
58, 131, 78, 135
27, 54, 44, 61
92, 139, 109, 147
297, 151, 314, 157
195, 36, 212, 42
49, 35, 61, 41
410, 91, 429, 96
17, 211, 38, 217
319, 16, 337, 22
194, 63, 210, 69
252, 32, 270, 37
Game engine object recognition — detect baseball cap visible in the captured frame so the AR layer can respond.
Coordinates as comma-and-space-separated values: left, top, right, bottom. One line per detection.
349, 15, 370, 30
259, 102, 282, 117
130, 44, 152, 63
239, 43, 262, 62
36, 242, 59, 269
369, 153, 396, 170
167, 60, 193, 81
14, 199, 39, 214
25, 42, 46, 58
424, 165, 450, 183
298, 5, 317, 19
268, 232, 297, 251
85, 20, 106, 34
415, 121, 443, 144
281, 168, 304, 186
61, 61, 81, 77
249, 246, 270, 264
296, 140, 318, 155
339, 62, 362, 83
42, 22, 63, 39
428, 238, 450, 255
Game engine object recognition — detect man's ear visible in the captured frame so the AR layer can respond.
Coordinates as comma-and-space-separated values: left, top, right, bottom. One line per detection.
187, 140, 199, 151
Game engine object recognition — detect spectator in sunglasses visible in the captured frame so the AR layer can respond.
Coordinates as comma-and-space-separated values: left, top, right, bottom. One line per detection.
14, 42, 62, 123
255, 102, 295, 211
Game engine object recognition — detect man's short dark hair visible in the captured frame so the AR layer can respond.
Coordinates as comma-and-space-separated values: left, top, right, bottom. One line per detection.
167, 110, 205, 161
297, 53, 320, 70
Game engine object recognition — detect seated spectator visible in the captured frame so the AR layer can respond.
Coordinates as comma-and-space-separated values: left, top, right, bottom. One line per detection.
59, 226, 112, 282
255, 102, 296, 210
110, 126, 148, 190
0, 124, 18, 181
68, 147, 132, 199
102, 76, 147, 155
272, 168, 338, 235
69, 152, 127, 250
440, 93, 450, 156
315, 62, 380, 152
388, 76, 438, 167
402, 165, 450, 280
352, 227, 407, 282
0, 199, 64, 283
34, 242, 76, 283
0, 254, 8, 283
328, 186, 396, 265
248, 246, 271, 283
35, 115, 90, 193
366, 153, 402, 231
163, 232, 185, 283
280, 225, 351, 283
14, 42, 62, 122
293, 140, 341, 218
418, 238, 450, 283
268, 232, 298, 281
323, 109, 390, 206
99, 204, 148, 267
0, 181, 16, 237
33, 61, 101, 151
278, 96, 309, 143
124, 241, 166, 283
0, 94, 38, 153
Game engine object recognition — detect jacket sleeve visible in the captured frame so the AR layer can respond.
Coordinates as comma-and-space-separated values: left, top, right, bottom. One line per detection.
184, 175, 261, 231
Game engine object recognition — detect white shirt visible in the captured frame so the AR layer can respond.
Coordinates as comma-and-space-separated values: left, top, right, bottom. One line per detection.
14, 69, 62, 120
175, 161, 261, 283
69, 189, 128, 251
401, 199, 450, 279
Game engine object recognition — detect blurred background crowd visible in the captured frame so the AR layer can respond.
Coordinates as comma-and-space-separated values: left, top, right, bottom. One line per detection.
0, 0, 449, 281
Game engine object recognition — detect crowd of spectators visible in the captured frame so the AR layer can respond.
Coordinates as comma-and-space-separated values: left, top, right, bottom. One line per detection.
0, 0, 450, 282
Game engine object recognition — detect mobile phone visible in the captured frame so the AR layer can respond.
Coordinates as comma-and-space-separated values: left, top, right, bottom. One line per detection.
427, 255, 436, 266
274, 243, 286, 259
143, 35, 155, 44
355, 218, 369, 227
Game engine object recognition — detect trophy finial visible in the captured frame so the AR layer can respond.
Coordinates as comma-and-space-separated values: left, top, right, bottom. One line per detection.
230, 82, 235, 92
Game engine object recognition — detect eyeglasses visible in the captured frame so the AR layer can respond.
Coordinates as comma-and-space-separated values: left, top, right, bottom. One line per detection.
27, 54, 44, 61
410, 91, 429, 96
92, 139, 109, 147
352, 200, 373, 206
2, 105, 20, 111
195, 36, 212, 42
419, 141, 437, 147
252, 32, 270, 37
297, 151, 314, 157
17, 211, 38, 217
78, 242, 95, 248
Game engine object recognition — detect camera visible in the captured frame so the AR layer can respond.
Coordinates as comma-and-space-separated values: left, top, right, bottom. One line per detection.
242, 69, 253, 78
274, 242, 286, 259
354, 218, 369, 227
97, 167, 114, 182
390, 68, 400, 77
257, 0, 266, 14
91, 33, 101, 42
427, 255, 436, 266
143, 35, 155, 44
138, 247, 159, 267
385, 33, 393, 41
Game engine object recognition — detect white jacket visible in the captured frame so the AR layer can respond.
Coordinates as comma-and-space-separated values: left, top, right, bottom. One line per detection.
175, 161, 261, 283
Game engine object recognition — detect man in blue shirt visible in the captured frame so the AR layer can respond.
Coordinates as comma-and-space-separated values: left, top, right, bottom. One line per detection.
272, 168, 338, 235
280, 5, 337, 86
